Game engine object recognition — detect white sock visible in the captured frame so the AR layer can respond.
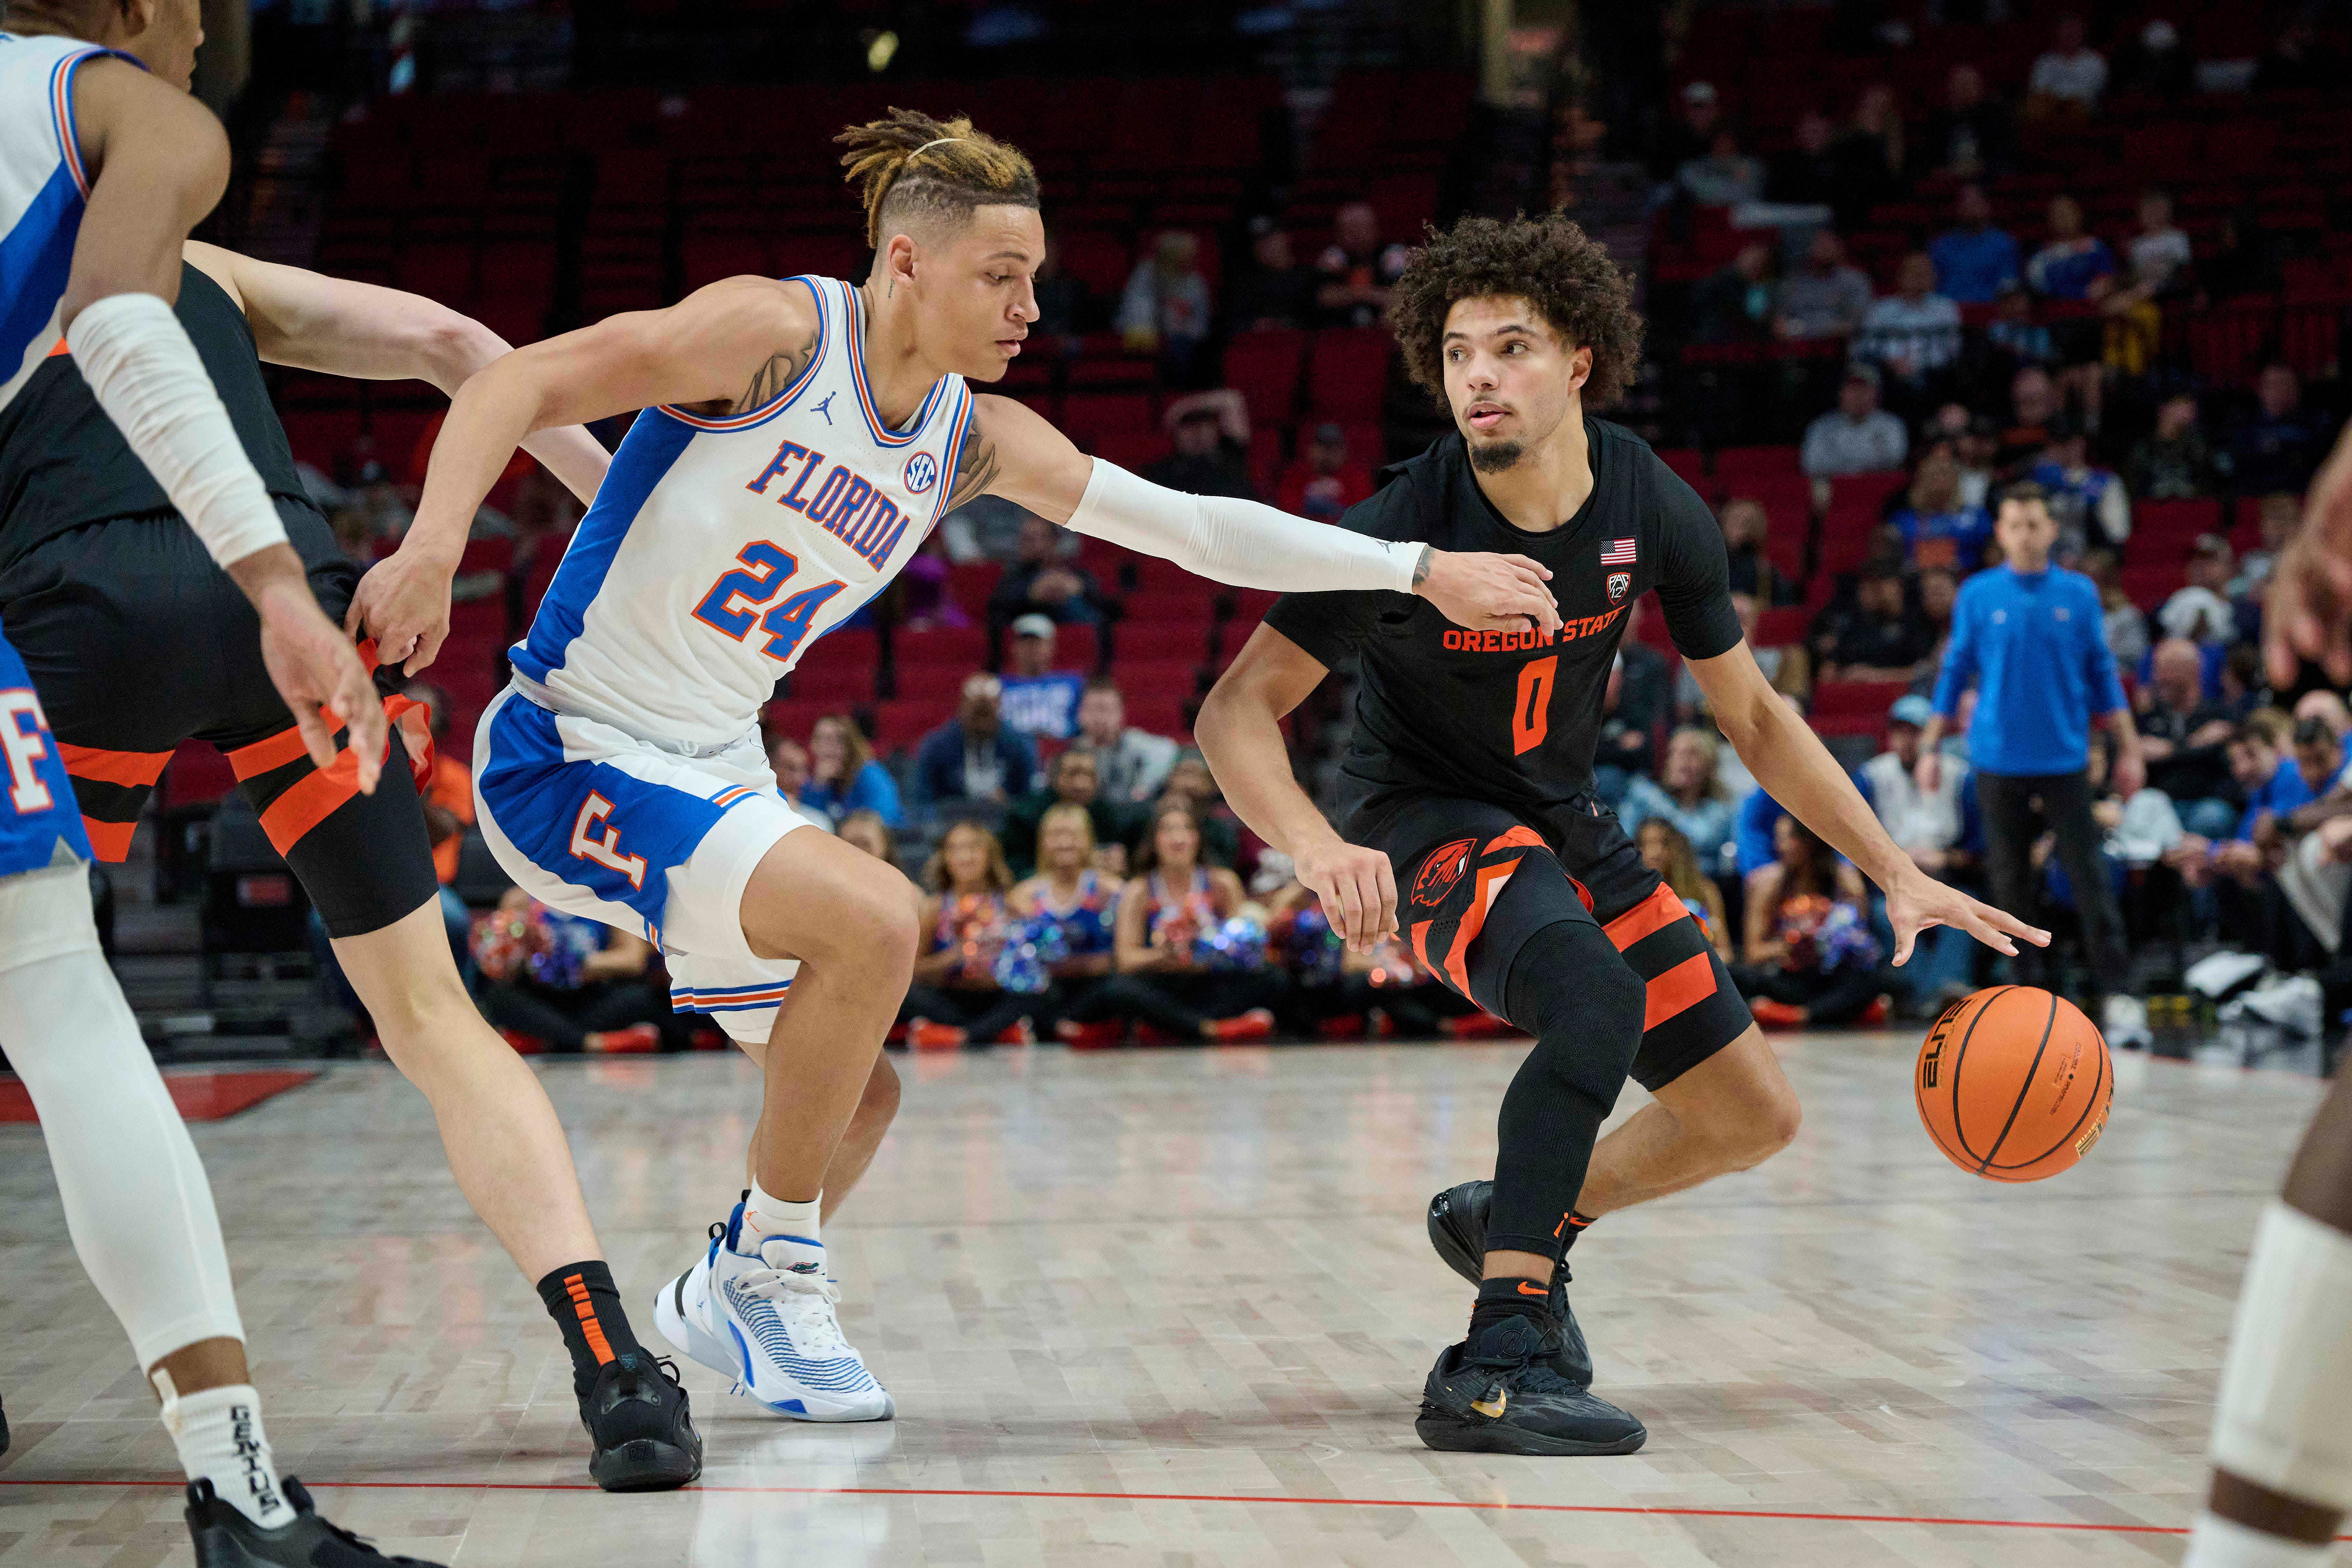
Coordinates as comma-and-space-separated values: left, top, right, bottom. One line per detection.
160, 1381, 293, 1530
740, 1179, 820, 1254
2182, 1512, 2335, 1568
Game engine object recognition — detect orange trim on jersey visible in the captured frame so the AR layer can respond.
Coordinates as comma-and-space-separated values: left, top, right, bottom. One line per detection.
1605, 883, 1690, 953
226, 726, 318, 781
1443, 858, 1523, 996
1642, 950, 1719, 1030
1487, 825, 1546, 854
81, 817, 136, 862
564, 1273, 616, 1366
57, 743, 171, 788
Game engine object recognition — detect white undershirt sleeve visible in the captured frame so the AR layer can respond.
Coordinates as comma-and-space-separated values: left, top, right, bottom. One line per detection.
64, 293, 288, 571
1067, 458, 1421, 596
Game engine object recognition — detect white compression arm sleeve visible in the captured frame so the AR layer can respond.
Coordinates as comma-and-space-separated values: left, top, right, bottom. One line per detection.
1068, 458, 1421, 595
65, 293, 289, 571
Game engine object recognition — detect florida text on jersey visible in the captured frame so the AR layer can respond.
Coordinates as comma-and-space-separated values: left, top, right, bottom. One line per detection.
511, 276, 970, 745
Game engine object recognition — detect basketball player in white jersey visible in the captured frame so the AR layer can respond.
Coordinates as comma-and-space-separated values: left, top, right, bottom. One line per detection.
349, 107, 1561, 1420
2176, 423, 2352, 1568
0, 2, 435, 1562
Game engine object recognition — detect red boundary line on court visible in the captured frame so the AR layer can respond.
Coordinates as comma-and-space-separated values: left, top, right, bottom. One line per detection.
6, 1477, 2346, 1538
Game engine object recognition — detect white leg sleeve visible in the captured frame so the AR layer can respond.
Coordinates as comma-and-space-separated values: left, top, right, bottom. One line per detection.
0, 867, 244, 1368
2209, 1200, 2352, 1511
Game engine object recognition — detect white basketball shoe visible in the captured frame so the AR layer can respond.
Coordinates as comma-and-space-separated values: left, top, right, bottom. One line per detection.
653, 1201, 893, 1422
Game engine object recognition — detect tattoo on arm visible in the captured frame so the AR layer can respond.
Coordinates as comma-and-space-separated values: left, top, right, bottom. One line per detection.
939, 405, 1001, 514
1412, 545, 1432, 589
728, 328, 819, 415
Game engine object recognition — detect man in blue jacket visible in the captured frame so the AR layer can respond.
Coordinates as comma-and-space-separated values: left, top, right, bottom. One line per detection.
912, 672, 1039, 806
1918, 482, 2144, 1015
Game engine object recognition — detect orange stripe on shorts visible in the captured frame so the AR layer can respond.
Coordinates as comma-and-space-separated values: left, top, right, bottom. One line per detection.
56, 743, 172, 788
1642, 950, 1719, 1030
80, 816, 136, 862
227, 725, 321, 781
1605, 883, 1689, 952
1443, 858, 1523, 996
255, 750, 364, 854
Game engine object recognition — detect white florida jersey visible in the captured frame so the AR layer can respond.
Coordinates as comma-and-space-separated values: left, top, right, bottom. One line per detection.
0, 34, 125, 413
513, 275, 970, 745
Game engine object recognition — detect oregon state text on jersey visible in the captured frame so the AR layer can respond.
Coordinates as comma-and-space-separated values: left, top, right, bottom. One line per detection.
512, 276, 969, 745
0, 33, 135, 415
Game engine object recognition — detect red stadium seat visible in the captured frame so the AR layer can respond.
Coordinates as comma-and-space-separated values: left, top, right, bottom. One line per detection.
1223, 330, 1306, 427
1306, 328, 1389, 420
895, 625, 987, 668
1752, 607, 1808, 648
1060, 394, 1155, 446
1810, 680, 1911, 721
1831, 470, 1909, 517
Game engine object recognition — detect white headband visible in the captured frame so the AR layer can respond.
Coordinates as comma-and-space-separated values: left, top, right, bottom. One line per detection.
913, 137, 967, 158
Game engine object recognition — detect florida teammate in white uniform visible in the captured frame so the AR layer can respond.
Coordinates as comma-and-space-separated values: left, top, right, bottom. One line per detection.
351, 108, 1560, 1422
1, 5, 433, 1563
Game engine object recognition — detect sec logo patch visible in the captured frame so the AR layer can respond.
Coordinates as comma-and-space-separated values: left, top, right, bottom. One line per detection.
1411, 837, 1478, 907
903, 450, 940, 494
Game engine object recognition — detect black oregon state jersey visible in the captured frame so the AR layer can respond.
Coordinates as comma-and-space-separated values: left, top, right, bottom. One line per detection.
1262, 420, 1743, 839
0, 261, 312, 572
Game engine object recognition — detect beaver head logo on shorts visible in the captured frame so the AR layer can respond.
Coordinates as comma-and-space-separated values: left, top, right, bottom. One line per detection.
1411, 837, 1479, 908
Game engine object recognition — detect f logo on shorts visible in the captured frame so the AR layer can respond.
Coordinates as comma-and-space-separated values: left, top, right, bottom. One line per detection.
570, 792, 648, 889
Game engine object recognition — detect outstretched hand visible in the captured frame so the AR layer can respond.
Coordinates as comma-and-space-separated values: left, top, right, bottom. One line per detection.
1882, 866, 2047, 965
255, 583, 384, 793
1416, 550, 1562, 637
346, 546, 456, 677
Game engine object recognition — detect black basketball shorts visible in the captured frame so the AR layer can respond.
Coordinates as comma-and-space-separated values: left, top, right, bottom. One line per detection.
0, 504, 440, 938
1365, 792, 1753, 1091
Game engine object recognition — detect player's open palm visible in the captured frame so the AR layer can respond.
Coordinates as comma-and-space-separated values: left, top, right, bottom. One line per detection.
256, 586, 385, 793
1418, 550, 1561, 637
347, 547, 454, 676
1883, 868, 2047, 965
1295, 836, 1398, 953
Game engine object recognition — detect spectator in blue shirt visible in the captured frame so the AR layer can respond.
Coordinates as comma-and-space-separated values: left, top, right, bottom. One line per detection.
1919, 482, 2143, 1018
998, 615, 1089, 741
1890, 448, 1994, 574
1927, 184, 2022, 304
802, 713, 904, 828
1621, 727, 1739, 876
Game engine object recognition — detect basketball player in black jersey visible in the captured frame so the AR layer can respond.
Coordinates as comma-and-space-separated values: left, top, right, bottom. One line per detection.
1198, 214, 2042, 1455
0, 237, 751, 1494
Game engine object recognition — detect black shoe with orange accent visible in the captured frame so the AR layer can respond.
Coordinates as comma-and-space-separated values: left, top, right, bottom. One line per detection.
1415, 1315, 1646, 1457
1427, 1180, 1593, 1387
186, 1476, 444, 1566
583, 1351, 703, 1492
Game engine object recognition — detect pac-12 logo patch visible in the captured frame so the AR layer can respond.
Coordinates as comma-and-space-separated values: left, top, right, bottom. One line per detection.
1607, 571, 1631, 602
1411, 837, 1478, 908
903, 450, 940, 494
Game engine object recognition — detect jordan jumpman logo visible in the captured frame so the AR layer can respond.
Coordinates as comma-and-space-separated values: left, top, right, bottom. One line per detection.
811, 391, 837, 425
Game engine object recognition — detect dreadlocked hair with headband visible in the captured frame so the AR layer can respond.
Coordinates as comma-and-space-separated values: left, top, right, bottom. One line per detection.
837, 108, 1040, 249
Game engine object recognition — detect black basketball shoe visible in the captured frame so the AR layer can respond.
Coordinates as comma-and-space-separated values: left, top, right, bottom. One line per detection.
1426, 1179, 1593, 1386
584, 1350, 703, 1492
1416, 1312, 1647, 1456
1, 1390, 10, 1456
187, 1476, 444, 1566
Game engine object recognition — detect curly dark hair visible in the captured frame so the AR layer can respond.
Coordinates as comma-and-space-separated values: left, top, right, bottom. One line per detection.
1389, 213, 1645, 410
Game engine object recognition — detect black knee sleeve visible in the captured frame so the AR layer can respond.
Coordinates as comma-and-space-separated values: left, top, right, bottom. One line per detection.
1486, 917, 1647, 1260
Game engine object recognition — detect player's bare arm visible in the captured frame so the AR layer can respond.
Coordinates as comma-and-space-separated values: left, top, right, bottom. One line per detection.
1686, 641, 2047, 963
182, 242, 611, 507
953, 391, 1562, 636
349, 275, 820, 671
2265, 423, 2352, 685
1194, 623, 1399, 952
64, 54, 383, 786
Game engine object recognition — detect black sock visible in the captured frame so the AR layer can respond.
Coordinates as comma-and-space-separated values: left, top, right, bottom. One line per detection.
1561, 1211, 1596, 1252
1468, 1274, 1554, 1337
536, 1260, 644, 1402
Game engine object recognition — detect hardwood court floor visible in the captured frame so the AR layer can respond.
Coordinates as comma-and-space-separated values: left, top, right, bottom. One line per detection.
0, 1034, 2337, 1566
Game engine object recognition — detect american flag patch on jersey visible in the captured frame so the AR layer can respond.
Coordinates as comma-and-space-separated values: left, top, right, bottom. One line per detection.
1599, 538, 1637, 565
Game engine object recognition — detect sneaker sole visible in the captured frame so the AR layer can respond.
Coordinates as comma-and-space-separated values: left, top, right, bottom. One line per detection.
589, 1435, 703, 1492
1414, 1407, 1647, 1456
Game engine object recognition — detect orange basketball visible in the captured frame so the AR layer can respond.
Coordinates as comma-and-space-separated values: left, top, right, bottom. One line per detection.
1915, 985, 2113, 1182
